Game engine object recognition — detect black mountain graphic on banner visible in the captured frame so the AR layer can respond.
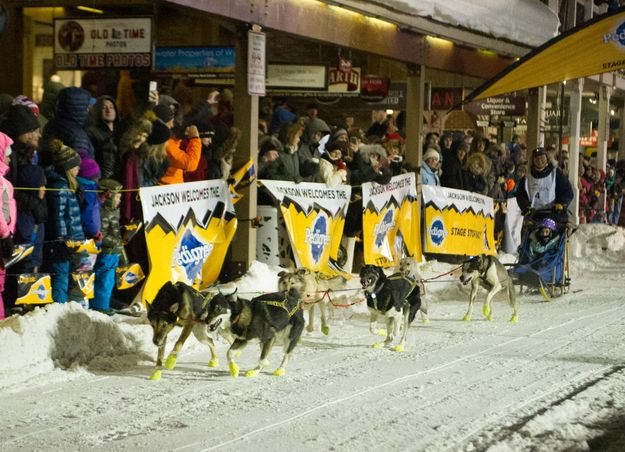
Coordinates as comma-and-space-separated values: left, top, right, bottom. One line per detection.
423, 200, 494, 219
364, 197, 402, 214
281, 197, 346, 218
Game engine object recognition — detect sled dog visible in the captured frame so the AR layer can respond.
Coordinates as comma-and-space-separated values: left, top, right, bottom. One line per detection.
147, 281, 233, 380
396, 257, 429, 323
459, 254, 518, 322
277, 268, 347, 335
204, 288, 305, 377
359, 264, 423, 352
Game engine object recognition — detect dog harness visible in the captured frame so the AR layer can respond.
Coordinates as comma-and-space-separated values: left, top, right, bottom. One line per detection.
261, 297, 300, 317
366, 274, 419, 302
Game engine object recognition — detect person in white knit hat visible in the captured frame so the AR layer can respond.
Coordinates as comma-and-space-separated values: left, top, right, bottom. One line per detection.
421, 146, 441, 186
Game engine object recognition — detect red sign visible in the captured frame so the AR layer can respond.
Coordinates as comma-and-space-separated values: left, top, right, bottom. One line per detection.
360, 75, 389, 102
430, 88, 463, 110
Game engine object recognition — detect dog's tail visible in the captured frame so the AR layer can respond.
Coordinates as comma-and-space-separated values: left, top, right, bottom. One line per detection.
506, 278, 517, 308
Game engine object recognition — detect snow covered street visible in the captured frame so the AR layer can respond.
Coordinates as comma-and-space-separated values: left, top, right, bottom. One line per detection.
1, 224, 625, 451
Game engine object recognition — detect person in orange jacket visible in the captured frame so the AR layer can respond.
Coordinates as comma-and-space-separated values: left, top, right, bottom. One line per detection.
159, 124, 201, 185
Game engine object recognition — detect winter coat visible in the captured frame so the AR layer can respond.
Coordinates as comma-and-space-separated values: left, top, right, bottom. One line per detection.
421, 162, 440, 186
0, 145, 16, 239
348, 146, 392, 187
87, 96, 120, 180
439, 149, 466, 190
318, 158, 347, 187
159, 137, 202, 185
45, 169, 85, 241
516, 164, 574, 223
14, 164, 47, 267
465, 152, 491, 195
76, 176, 101, 238
99, 198, 123, 255
184, 155, 209, 182
121, 152, 141, 224
297, 141, 321, 181
42, 87, 94, 162
276, 148, 302, 182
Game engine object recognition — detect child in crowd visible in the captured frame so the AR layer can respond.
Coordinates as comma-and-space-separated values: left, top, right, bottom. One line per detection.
45, 139, 85, 303
91, 179, 124, 314
76, 149, 102, 241
0, 132, 16, 320
4, 163, 47, 314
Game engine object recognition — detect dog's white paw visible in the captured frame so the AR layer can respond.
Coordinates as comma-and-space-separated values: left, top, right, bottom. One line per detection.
391, 344, 404, 352
421, 318, 430, 324
164, 354, 177, 370
462, 314, 472, 322
208, 359, 219, 368
510, 314, 518, 323
377, 329, 387, 337
321, 325, 330, 336
273, 368, 285, 377
245, 369, 259, 377
482, 305, 491, 318
372, 342, 384, 349
149, 369, 162, 381
229, 362, 240, 378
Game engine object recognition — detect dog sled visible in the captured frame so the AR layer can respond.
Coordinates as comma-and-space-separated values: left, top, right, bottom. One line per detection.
509, 213, 574, 301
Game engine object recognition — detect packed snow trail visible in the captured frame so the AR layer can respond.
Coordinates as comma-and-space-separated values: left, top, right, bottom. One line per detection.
1, 224, 625, 451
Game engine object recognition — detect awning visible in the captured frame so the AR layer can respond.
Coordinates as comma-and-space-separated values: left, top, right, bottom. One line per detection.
465, 7, 625, 103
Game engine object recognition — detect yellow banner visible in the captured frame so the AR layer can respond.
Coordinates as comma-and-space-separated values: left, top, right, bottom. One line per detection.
260, 180, 351, 274
468, 8, 625, 101
140, 180, 237, 304
16, 274, 53, 305
422, 186, 495, 256
362, 173, 422, 267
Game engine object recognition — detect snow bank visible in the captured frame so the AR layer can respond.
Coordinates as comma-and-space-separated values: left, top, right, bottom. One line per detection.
0, 303, 152, 393
0, 261, 286, 392
569, 224, 625, 277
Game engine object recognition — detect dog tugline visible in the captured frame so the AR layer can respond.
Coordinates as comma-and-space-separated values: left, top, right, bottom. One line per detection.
147, 279, 306, 379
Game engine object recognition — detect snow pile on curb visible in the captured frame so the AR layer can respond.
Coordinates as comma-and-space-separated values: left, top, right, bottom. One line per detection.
0, 303, 152, 393
569, 224, 625, 276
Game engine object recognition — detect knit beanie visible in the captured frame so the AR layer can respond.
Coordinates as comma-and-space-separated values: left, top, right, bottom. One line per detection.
147, 119, 171, 145
50, 139, 81, 172
423, 148, 440, 163
12, 95, 40, 117
0, 132, 13, 157
197, 121, 215, 138
98, 178, 123, 193
153, 104, 174, 123
2, 105, 40, 137
77, 148, 101, 180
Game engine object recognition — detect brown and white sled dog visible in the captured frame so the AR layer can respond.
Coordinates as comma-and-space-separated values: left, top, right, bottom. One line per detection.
204, 288, 305, 377
396, 257, 429, 324
359, 264, 424, 352
146, 281, 233, 381
459, 254, 518, 322
277, 268, 347, 335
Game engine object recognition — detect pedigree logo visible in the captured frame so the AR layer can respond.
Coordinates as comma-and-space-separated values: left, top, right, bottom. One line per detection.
602, 22, 625, 46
